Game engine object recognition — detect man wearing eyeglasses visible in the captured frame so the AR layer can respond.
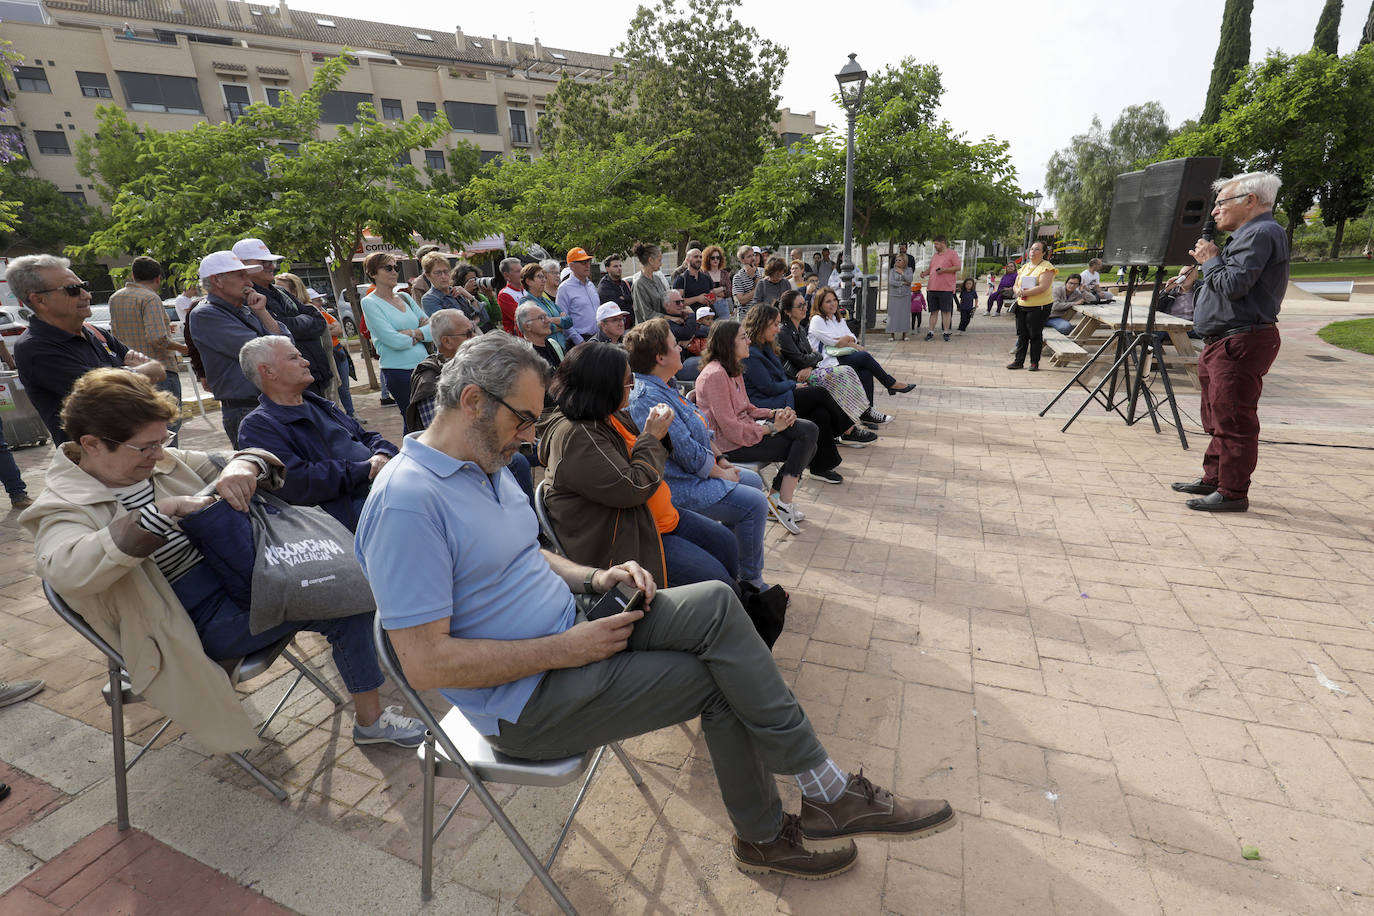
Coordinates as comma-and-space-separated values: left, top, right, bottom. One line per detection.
10, 254, 166, 444
1173, 171, 1288, 513
516, 302, 564, 370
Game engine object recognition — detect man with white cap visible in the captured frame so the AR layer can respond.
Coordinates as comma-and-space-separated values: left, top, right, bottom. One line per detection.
590, 302, 631, 345
231, 239, 332, 400
186, 250, 282, 447
555, 246, 599, 345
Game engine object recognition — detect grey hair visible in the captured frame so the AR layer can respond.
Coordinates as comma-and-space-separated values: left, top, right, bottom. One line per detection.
427, 308, 466, 340
539, 259, 561, 275
7, 253, 72, 305
685, 248, 702, 260
514, 302, 544, 328
1214, 171, 1281, 207
435, 331, 549, 412
238, 335, 292, 390
499, 256, 521, 278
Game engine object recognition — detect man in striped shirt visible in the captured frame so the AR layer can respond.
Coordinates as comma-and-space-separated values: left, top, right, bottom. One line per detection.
732, 245, 762, 310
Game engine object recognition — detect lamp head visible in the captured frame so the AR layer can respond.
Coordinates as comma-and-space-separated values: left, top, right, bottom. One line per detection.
836, 53, 868, 114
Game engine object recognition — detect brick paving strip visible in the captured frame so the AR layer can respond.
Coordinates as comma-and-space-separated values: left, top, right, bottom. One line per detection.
1, 288, 1373, 913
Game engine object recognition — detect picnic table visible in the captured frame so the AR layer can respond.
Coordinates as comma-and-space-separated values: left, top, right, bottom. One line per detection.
1055, 303, 1200, 386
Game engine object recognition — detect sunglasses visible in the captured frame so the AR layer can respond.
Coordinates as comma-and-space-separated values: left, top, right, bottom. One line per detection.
103, 430, 175, 456
377, 263, 399, 272
37, 281, 91, 297
484, 390, 538, 432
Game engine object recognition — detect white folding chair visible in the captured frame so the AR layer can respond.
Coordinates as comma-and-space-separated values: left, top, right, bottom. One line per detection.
372, 616, 645, 912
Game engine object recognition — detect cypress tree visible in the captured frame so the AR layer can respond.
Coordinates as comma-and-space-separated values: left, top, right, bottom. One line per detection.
1202, 0, 1255, 125
1314, 0, 1343, 53
1362, 0, 1374, 47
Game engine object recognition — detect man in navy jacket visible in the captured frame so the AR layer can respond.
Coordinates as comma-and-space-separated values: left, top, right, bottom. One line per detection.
235, 336, 397, 531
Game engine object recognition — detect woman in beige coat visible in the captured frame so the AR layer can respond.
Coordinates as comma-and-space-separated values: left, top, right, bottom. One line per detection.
23, 369, 422, 753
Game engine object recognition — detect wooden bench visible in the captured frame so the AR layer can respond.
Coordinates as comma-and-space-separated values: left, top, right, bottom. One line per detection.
1043, 328, 1087, 366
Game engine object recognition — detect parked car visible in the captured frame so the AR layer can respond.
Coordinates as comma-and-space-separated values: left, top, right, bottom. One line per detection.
0, 305, 31, 340
331, 294, 357, 337
87, 303, 113, 333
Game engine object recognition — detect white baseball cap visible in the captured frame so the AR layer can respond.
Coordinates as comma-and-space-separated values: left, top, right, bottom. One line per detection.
305, 287, 324, 301
198, 250, 251, 280
596, 303, 630, 323
231, 238, 284, 266
695, 305, 716, 320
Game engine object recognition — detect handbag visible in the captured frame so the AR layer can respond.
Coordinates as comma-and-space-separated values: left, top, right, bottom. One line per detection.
179, 490, 375, 634
824, 345, 857, 357
743, 585, 788, 648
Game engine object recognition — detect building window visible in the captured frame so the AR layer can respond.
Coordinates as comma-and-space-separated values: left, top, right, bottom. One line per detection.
509, 108, 529, 145
116, 71, 204, 114
278, 141, 299, 156
396, 150, 412, 167
15, 66, 50, 93
319, 90, 374, 124
222, 84, 251, 121
416, 101, 437, 122
76, 71, 113, 98
424, 149, 445, 170
62, 190, 86, 206
380, 98, 403, 120
266, 87, 285, 107
443, 101, 498, 134
34, 130, 71, 155
479, 150, 501, 164
780, 132, 804, 149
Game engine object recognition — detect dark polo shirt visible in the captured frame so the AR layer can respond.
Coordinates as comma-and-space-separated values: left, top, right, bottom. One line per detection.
14, 316, 129, 444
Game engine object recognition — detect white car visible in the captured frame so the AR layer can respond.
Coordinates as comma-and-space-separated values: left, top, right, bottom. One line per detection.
87, 303, 114, 333
0, 305, 31, 340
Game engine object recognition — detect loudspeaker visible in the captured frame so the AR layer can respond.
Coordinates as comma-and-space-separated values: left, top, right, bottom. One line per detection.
1102, 157, 1221, 266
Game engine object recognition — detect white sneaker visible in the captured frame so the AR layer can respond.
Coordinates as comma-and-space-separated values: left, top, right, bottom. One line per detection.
354, 705, 426, 748
767, 493, 803, 533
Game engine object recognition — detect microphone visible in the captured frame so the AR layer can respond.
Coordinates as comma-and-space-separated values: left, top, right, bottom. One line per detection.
1202, 215, 1216, 242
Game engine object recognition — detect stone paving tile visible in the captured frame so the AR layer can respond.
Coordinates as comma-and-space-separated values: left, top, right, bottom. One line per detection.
4, 298, 1374, 912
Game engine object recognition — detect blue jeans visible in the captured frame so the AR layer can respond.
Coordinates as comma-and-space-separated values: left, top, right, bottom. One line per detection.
221, 405, 255, 449
507, 451, 535, 508
1046, 316, 1074, 334
0, 422, 27, 499
170, 563, 383, 695
157, 372, 183, 447
662, 507, 739, 594
333, 345, 355, 416
381, 368, 414, 433
690, 469, 768, 587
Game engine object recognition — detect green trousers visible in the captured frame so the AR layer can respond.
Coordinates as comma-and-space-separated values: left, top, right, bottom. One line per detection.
490, 580, 827, 842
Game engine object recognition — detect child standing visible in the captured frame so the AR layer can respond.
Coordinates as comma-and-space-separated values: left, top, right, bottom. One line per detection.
956, 278, 978, 332
910, 280, 926, 330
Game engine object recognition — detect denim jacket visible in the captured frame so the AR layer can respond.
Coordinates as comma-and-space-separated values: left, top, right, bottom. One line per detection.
626, 372, 739, 511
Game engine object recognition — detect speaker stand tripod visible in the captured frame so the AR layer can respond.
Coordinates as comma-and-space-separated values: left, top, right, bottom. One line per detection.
1039, 265, 1189, 449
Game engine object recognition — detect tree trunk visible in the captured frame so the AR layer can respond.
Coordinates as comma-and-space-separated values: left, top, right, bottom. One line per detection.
329, 253, 377, 390
1331, 218, 1347, 259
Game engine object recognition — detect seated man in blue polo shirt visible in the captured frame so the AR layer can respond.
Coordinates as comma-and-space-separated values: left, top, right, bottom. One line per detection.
9, 253, 166, 444
235, 336, 397, 532
354, 332, 955, 881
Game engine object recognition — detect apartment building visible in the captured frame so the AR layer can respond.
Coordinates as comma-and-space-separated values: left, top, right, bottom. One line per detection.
1, 0, 822, 209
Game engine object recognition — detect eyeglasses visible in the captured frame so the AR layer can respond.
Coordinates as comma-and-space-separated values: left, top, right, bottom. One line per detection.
441, 328, 477, 340
377, 263, 399, 272
1215, 193, 1251, 206
483, 390, 539, 432
103, 431, 175, 456
36, 281, 91, 297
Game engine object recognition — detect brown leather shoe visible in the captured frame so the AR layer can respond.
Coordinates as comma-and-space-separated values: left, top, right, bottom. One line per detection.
733, 813, 857, 879
800, 770, 956, 851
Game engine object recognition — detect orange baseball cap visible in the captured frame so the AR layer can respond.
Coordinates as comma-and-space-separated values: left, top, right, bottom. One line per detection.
566, 247, 593, 262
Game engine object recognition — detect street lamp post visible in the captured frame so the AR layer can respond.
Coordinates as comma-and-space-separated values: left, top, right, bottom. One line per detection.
1024, 190, 1043, 253
835, 53, 868, 342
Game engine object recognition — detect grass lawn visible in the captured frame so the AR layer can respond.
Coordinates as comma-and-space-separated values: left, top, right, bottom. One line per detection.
1318, 317, 1374, 356
1288, 260, 1374, 279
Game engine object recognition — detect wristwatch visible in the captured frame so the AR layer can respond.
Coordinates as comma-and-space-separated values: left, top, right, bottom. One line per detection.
583, 568, 599, 594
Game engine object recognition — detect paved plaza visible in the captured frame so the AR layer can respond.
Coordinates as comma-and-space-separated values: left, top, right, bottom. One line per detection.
2, 286, 1374, 914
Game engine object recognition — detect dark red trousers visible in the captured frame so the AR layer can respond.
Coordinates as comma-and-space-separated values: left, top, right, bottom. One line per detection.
1197, 326, 1280, 498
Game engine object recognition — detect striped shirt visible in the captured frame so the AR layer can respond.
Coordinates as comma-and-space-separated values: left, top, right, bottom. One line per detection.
732, 267, 759, 301
112, 479, 202, 584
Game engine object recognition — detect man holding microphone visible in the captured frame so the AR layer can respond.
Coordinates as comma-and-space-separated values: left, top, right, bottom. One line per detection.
1171, 171, 1287, 513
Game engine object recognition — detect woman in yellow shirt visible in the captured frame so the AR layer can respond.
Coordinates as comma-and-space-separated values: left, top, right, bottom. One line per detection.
1007, 240, 1058, 371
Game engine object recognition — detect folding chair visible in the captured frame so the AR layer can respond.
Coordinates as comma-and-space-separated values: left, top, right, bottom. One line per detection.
42, 581, 345, 827
373, 615, 645, 912
533, 480, 566, 557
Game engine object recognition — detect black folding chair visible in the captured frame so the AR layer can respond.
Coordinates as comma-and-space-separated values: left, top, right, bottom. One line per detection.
42, 581, 345, 827
373, 615, 645, 912
533, 480, 567, 556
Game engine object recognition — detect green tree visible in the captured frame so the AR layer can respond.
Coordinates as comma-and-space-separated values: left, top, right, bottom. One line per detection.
462, 137, 694, 258
0, 36, 27, 231
1315, 0, 1343, 53
1044, 102, 1176, 243
0, 160, 97, 253
1318, 46, 1374, 256
717, 58, 1021, 261
539, 0, 787, 240
1363, 0, 1374, 46
1202, 0, 1254, 125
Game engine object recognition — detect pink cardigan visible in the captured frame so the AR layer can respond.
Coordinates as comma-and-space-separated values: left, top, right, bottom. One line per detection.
694, 361, 771, 452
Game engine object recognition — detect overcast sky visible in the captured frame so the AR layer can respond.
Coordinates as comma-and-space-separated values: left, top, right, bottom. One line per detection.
317, 0, 1369, 198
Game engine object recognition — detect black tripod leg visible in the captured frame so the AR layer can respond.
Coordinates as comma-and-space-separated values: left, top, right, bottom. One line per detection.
1153, 336, 1189, 449
1060, 335, 1139, 432
1040, 329, 1130, 416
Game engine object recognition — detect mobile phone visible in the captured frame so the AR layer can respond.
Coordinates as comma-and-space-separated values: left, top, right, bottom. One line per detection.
586, 582, 646, 621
